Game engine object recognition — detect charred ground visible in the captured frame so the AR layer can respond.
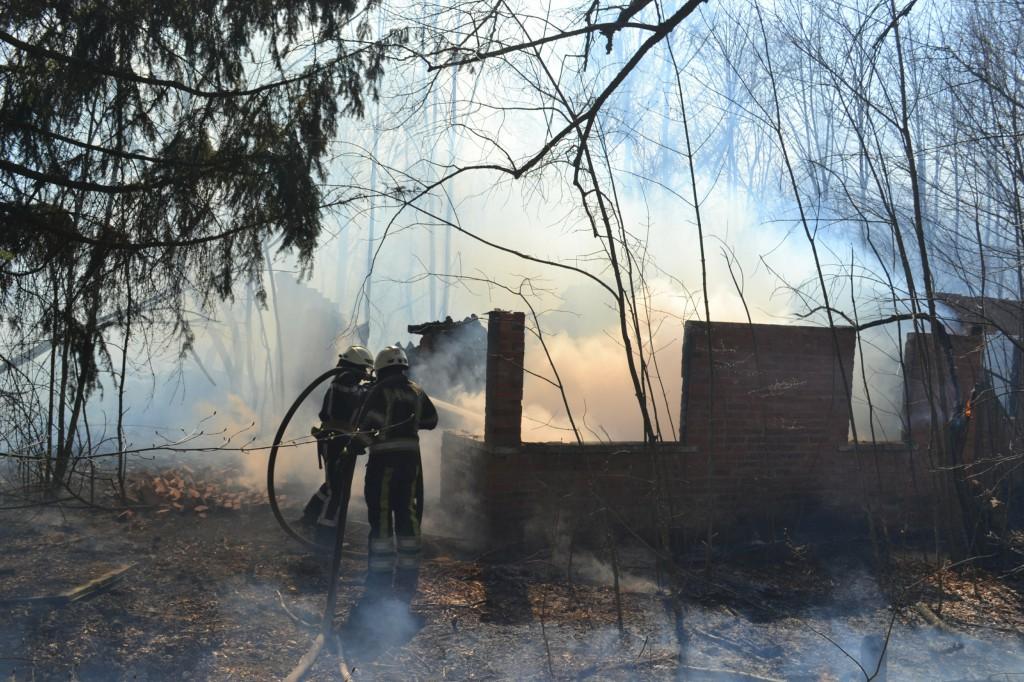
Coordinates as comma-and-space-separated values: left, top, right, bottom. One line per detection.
3, 482, 1024, 681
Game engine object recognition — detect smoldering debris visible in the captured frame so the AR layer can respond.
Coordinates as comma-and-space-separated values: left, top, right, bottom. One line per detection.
557, 549, 662, 595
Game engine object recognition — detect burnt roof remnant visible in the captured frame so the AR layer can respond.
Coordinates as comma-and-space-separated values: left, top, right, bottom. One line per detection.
403, 314, 487, 401
932, 294, 1024, 418
408, 314, 483, 339
935, 293, 1024, 337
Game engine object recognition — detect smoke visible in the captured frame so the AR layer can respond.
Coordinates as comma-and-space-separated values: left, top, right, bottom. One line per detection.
272, 81, 922, 449
561, 549, 661, 595
80, 170, 918, 526
68, 271, 355, 501
521, 329, 681, 442
65, 3, 925, 511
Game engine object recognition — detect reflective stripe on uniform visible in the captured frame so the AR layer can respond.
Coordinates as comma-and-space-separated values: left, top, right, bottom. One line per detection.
313, 509, 337, 524
368, 556, 393, 572
316, 491, 337, 526
397, 554, 420, 569
369, 438, 419, 454
378, 467, 393, 538
369, 538, 395, 555
396, 536, 421, 553
409, 466, 421, 538
316, 500, 337, 525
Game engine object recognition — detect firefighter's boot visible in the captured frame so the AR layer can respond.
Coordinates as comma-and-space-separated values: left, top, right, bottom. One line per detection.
394, 534, 421, 603
394, 566, 419, 605
364, 569, 392, 599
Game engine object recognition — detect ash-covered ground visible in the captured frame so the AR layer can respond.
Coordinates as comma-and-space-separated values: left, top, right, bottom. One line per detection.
2, 493, 1024, 681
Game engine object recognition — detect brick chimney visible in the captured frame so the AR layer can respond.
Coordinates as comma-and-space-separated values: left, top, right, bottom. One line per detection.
485, 310, 525, 446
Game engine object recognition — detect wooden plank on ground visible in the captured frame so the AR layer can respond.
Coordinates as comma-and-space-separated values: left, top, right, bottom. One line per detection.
0, 563, 134, 607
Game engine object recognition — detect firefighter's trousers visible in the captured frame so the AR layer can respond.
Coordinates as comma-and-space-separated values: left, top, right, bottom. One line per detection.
303, 432, 357, 547
364, 451, 424, 594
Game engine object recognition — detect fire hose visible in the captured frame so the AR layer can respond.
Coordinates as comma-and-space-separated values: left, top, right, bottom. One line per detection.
270, 366, 357, 680
267, 365, 347, 551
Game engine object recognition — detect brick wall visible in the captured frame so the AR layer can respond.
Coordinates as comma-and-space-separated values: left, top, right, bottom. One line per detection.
902, 332, 983, 448
819, 442, 933, 533
680, 320, 856, 447
900, 332, 1017, 547
441, 319, 1007, 552
678, 321, 858, 523
485, 310, 525, 447
440, 432, 942, 551
440, 432, 705, 549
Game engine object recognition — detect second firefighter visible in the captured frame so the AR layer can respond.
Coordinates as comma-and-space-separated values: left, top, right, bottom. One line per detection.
356, 345, 438, 601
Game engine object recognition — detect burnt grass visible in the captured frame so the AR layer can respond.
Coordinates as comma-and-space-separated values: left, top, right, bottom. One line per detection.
2, 499, 1024, 681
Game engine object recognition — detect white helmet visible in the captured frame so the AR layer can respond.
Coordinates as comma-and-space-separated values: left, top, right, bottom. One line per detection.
339, 345, 374, 371
374, 345, 409, 371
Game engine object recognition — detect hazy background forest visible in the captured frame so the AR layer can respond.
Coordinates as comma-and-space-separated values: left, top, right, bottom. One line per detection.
5, 0, 1020, 491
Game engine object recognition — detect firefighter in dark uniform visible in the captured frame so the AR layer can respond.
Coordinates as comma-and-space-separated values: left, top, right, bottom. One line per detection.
356, 345, 438, 600
302, 345, 375, 547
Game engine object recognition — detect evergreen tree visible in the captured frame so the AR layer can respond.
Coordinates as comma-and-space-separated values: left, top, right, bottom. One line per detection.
0, 1, 394, 489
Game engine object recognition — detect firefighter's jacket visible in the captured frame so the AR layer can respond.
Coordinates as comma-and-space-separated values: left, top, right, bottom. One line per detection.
356, 373, 438, 458
318, 367, 369, 433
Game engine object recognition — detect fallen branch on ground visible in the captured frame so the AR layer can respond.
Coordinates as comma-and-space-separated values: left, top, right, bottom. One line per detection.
914, 603, 965, 654
335, 634, 354, 681
276, 590, 318, 629
0, 564, 134, 607
284, 633, 325, 682
677, 664, 784, 682
914, 603, 958, 635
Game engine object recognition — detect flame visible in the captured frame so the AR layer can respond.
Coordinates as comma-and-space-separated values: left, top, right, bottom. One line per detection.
965, 398, 973, 419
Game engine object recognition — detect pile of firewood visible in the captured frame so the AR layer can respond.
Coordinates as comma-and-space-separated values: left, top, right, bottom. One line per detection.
124, 466, 276, 517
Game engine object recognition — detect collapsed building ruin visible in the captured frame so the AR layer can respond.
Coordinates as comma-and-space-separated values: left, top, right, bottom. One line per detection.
440, 305, 1024, 551
404, 314, 487, 401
